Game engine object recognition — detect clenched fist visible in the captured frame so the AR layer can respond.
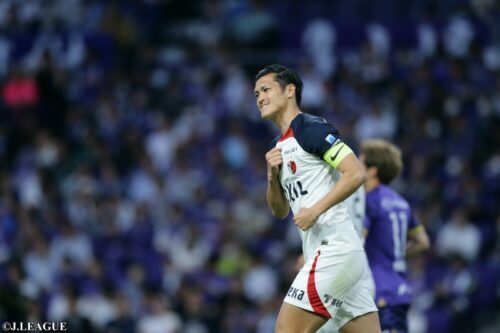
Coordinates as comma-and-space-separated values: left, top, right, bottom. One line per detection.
266, 147, 282, 181
294, 206, 320, 231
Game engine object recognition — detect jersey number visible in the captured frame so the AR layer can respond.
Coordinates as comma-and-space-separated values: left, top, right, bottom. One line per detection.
389, 211, 408, 272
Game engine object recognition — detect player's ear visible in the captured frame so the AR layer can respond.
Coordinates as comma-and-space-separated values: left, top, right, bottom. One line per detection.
286, 84, 296, 99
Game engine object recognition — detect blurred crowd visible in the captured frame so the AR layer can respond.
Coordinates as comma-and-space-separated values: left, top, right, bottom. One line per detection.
0, 1, 499, 333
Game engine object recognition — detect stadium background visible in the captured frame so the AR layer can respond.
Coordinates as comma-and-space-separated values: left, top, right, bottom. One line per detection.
0, 0, 499, 332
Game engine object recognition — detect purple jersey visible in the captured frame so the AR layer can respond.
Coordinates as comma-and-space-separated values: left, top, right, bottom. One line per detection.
364, 185, 420, 307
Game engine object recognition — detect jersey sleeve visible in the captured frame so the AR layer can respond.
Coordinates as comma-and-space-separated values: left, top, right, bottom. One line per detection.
323, 140, 355, 169
296, 119, 353, 169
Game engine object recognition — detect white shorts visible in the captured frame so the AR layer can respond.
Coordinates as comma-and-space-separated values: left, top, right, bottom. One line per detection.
284, 246, 377, 331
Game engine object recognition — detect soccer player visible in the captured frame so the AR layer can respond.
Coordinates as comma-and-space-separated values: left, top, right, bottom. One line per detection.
255, 64, 381, 333
360, 139, 430, 333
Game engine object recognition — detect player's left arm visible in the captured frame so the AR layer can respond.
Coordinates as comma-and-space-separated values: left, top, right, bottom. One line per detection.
406, 223, 431, 256
294, 142, 366, 230
312, 150, 367, 217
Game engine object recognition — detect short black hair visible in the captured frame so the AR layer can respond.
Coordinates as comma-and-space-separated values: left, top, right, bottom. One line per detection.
255, 64, 303, 107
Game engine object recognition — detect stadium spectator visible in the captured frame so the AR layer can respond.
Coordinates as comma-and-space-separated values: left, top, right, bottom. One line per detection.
0, 1, 498, 332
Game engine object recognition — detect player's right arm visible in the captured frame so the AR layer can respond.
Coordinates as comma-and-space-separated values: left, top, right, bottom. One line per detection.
266, 146, 290, 219
406, 225, 430, 256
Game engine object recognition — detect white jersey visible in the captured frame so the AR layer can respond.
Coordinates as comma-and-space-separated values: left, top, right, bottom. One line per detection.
345, 186, 366, 239
272, 113, 364, 261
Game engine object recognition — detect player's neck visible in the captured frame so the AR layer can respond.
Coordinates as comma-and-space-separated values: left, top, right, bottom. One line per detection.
274, 106, 301, 134
365, 178, 381, 193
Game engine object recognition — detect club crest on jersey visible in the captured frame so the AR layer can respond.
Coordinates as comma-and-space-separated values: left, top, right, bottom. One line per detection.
287, 160, 297, 174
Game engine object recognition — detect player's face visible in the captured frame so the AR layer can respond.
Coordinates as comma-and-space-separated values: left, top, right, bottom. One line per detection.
254, 73, 288, 120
